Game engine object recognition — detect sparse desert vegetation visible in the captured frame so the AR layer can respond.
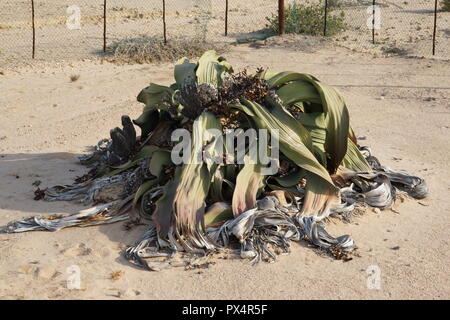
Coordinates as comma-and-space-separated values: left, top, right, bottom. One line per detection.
0, 0, 448, 67
266, 0, 347, 36
107, 36, 224, 64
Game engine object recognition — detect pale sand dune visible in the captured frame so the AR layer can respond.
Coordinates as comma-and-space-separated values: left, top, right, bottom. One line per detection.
0, 41, 449, 299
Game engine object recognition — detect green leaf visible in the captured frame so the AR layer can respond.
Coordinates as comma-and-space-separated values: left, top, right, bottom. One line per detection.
204, 202, 233, 227
133, 109, 160, 138
107, 145, 160, 177
265, 71, 319, 89
302, 172, 339, 218
240, 99, 333, 187
196, 50, 233, 87
266, 72, 350, 173
137, 83, 174, 113
297, 112, 328, 166
232, 156, 265, 216
149, 150, 172, 177
270, 168, 306, 188
174, 57, 197, 87
239, 99, 340, 215
275, 80, 322, 105
342, 138, 372, 172
133, 179, 159, 207
153, 111, 222, 249
265, 96, 314, 150
152, 168, 181, 239
210, 167, 226, 202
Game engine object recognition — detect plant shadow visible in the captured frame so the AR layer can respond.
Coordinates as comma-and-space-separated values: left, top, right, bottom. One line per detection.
0, 152, 92, 216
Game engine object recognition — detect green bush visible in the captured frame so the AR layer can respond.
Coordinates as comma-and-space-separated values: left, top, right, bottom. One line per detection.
266, 0, 346, 36
442, 0, 450, 11
328, 0, 342, 8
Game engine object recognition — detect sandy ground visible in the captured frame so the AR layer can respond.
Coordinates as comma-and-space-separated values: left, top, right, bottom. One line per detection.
0, 39, 450, 300
0, 0, 449, 67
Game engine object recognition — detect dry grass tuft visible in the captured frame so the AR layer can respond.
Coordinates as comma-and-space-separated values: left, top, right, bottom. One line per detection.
106, 36, 226, 64
110, 270, 124, 281
70, 74, 80, 82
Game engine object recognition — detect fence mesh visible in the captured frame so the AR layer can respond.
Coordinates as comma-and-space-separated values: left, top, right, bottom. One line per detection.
334, 0, 447, 57
0, 0, 449, 66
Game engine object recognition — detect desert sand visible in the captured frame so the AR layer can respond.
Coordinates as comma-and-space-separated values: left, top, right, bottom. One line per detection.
0, 37, 449, 299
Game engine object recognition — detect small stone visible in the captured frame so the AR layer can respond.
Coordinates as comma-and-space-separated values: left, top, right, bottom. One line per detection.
107, 290, 121, 298
36, 267, 57, 279
372, 208, 381, 214
122, 289, 139, 298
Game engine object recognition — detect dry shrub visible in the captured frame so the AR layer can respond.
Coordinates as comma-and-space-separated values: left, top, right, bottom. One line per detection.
70, 74, 80, 82
106, 36, 225, 64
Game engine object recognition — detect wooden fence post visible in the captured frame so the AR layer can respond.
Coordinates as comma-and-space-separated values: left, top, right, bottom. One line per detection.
278, 0, 285, 35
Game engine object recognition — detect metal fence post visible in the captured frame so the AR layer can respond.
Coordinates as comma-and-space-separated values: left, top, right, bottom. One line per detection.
372, 0, 375, 44
279, 0, 285, 35
225, 0, 229, 36
31, 0, 35, 59
324, 0, 328, 36
432, 0, 438, 55
163, 0, 167, 44
103, 0, 107, 52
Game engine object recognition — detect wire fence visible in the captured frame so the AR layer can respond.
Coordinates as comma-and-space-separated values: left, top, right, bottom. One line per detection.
332, 0, 448, 57
0, 0, 448, 65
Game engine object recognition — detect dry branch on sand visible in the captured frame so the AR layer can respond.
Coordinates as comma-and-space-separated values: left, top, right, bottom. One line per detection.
0, 51, 428, 271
